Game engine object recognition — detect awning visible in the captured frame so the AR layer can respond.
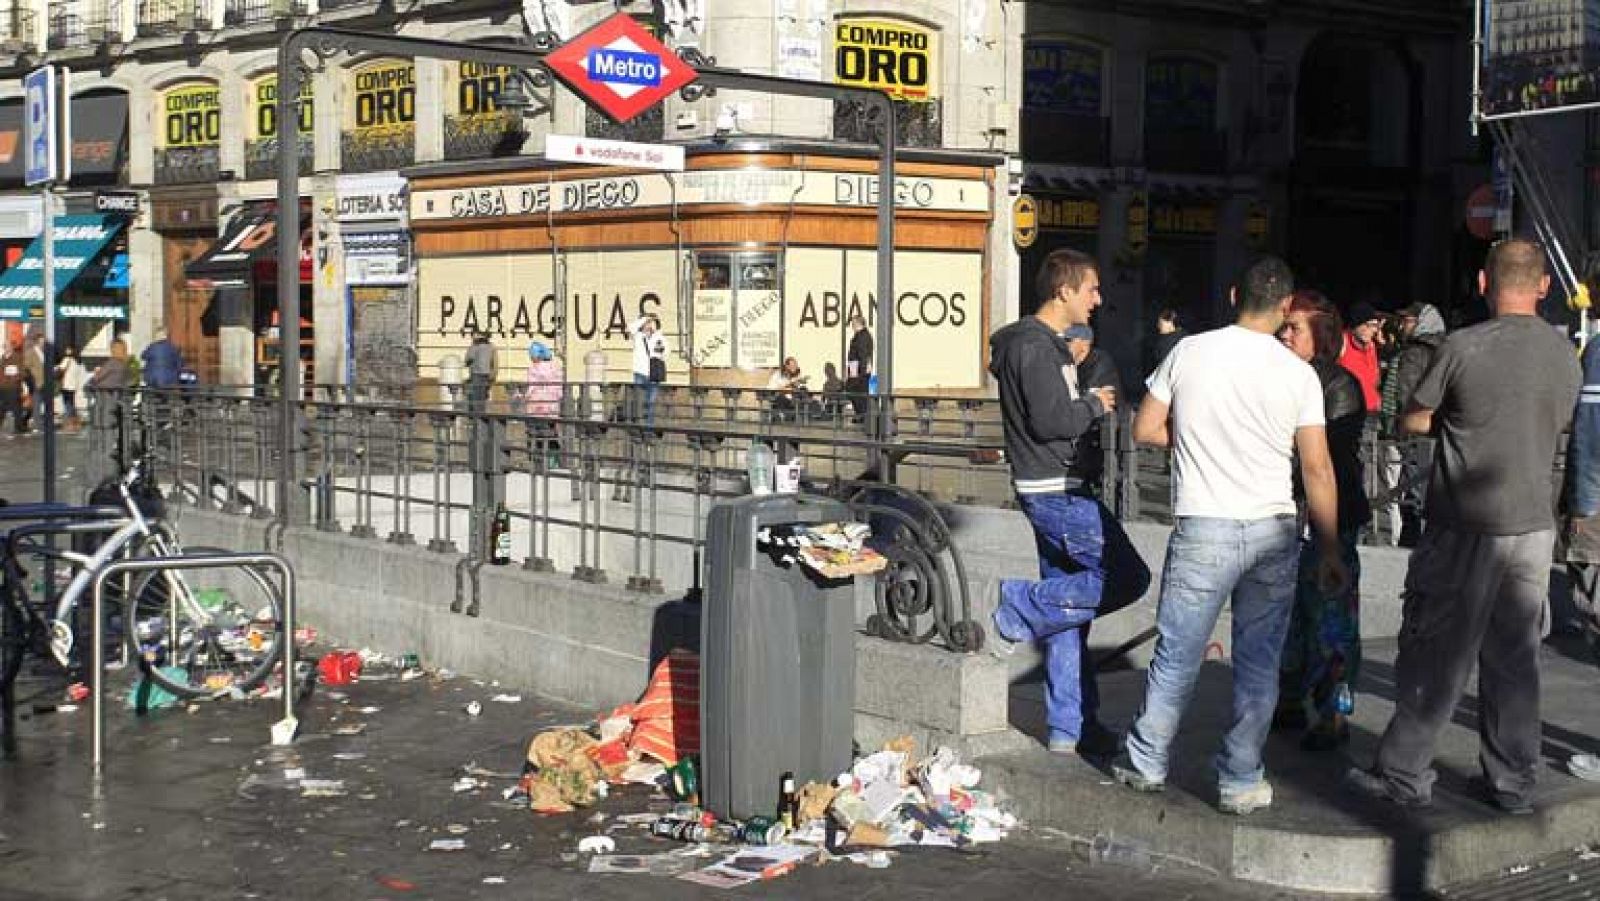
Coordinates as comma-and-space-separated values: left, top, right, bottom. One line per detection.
184, 204, 313, 290
0, 214, 125, 321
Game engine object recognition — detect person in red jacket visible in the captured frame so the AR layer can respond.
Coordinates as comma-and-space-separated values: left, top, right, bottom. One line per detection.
1339, 301, 1385, 413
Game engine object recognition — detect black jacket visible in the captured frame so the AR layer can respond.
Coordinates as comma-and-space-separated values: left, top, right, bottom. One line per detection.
1073, 349, 1122, 486
1307, 358, 1371, 532
989, 318, 1107, 493
847, 329, 873, 381
1145, 329, 1187, 377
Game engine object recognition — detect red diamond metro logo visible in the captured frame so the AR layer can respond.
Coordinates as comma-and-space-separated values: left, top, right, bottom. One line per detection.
543, 14, 698, 124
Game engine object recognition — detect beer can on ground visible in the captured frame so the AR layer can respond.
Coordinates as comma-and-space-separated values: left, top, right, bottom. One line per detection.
735, 816, 788, 845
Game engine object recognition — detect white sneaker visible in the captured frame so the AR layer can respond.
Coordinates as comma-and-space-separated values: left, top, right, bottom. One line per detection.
1219, 781, 1273, 815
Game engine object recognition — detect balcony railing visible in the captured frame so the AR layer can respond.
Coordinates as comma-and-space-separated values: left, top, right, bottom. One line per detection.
137, 0, 206, 37
154, 146, 220, 185
224, 0, 305, 26
245, 137, 314, 182
341, 129, 415, 174
443, 112, 527, 161
318, 0, 371, 9
0, 4, 36, 52
833, 98, 942, 149
585, 105, 662, 144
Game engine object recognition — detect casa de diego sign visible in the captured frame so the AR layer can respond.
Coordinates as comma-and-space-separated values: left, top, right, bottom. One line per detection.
543, 14, 697, 123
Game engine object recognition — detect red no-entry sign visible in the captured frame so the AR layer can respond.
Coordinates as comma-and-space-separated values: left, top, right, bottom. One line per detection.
544, 14, 699, 124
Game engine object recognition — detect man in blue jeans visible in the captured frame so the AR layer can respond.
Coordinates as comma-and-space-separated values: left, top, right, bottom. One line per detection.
1115, 257, 1348, 815
990, 249, 1152, 757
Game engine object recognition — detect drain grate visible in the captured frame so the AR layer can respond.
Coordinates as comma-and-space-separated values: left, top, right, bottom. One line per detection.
1442, 852, 1600, 901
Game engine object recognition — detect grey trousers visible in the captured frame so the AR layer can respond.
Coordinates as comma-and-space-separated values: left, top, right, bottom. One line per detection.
1373, 525, 1553, 804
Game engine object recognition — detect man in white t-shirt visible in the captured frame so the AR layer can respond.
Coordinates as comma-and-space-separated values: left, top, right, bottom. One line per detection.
1112, 256, 1348, 815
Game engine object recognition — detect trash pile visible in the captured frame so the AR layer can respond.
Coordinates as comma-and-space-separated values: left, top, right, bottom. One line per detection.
496, 650, 1018, 885
756, 522, 889, 579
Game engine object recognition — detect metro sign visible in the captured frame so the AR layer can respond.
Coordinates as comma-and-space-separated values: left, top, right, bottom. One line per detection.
543, 14, 697, 124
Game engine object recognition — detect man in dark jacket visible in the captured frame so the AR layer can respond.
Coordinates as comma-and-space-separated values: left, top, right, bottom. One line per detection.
1378, 303, 1446, 545
991, 249, 1151, 757
845, 314, 873, 425
140, 328, 184, 389
1066, 324, 1122, 491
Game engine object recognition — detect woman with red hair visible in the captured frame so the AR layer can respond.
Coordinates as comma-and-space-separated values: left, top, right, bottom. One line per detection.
1275, 290, 1369, 749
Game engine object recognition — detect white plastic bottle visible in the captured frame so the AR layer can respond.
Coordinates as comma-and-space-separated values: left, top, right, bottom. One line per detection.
747, 439, 774, 496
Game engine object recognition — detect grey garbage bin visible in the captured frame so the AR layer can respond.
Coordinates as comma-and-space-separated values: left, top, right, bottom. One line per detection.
700, 493, 857, 821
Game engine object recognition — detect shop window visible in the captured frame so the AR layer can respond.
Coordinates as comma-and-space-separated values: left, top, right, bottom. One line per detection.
689, 251, 781, 371
1144, 57, 1225, 173
1022, 37, 1110, 166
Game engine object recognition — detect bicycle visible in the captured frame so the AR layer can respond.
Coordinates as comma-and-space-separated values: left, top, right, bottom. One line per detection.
0, 455, 285, 718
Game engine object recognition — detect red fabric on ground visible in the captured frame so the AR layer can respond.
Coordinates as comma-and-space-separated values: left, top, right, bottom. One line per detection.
608, 648, 700, 766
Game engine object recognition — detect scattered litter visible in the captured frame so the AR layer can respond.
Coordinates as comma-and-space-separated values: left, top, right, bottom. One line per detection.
283, 768, 307, 781
452, 777, 485, 794
208, 736, 232, 745
577, 836, 616, 855
1507, 864, 1533, 876
482, 876, 507, 885
490, 694, 522, 704
1568, 754, 1600, 782
375, 876, 416, 892
428, 839, 466, 852
445, 823, 470, 835
301, 779, 347, 798
400, 669, 426, 682
1580, 846, 1600, 862
356, 707, 381, 715
317, 651, 363, 686
125, 668, 187, 711
331, 724, 367, 736
465, 701, 483, 717
332, 752, 366, 761
55, 704, 78, 713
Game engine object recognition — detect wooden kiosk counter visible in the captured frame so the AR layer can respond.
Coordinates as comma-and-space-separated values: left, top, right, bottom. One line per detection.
405, 145, 1001, 392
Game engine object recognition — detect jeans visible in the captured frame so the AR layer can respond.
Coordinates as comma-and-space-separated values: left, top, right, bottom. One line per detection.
632, 373, 659, 427
998, 492, 1151, 741
1124, 515, 1300, 794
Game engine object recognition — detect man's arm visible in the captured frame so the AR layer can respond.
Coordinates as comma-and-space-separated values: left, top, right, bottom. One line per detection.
1015, 343, 1107, 443
1132, 394, 1170, 448
1398, 402, 1434, 437
1295, 424, 1350, 593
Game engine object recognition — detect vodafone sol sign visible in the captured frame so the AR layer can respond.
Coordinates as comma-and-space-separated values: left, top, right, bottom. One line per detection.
546, 134, 685, 172
543, 14, 697, 123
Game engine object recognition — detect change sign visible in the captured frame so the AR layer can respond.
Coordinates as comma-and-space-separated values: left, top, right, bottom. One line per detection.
834, 18, 938, 102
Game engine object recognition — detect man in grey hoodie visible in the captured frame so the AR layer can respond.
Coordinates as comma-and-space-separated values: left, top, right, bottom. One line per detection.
1378, 303, 1446, 545
990, 249, 1151, 756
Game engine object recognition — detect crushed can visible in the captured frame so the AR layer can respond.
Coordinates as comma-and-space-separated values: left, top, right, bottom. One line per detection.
650, 819, 711, 844
735, 816, 788, 846
668, 756, 700, 806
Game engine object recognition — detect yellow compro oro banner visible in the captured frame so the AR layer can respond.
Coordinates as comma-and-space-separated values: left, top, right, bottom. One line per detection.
833, 18, 939, 102
783, 248, 982, 390
249, 74, 314, 142
447, 60, 513, 121
417, 250, 685, 382
346, 58, 416, 137
157, 81, 221, 149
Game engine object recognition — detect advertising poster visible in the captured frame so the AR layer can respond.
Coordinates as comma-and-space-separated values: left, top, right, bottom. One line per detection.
1481, 0, 1600, 117
157, 82, 221, 149
833, 18, 938, 102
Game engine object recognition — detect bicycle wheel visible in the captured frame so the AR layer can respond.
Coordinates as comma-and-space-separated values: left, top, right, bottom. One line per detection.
123, 543, 284, 699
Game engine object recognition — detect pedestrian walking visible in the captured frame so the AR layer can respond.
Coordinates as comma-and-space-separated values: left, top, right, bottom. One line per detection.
523, 341, 563, 469
628, 314, 667, 427
1113, 256, 1348, 815
0, 338, 27, 437
1377, 303, 1446, 546
1144, 307, 1187, 378
1338, 302, 1384, 414
1272, 291, 1369, 751
21, 331, 45, 432
845, 314, 873, 425
56, 346, 85, 428
140, 327, 183, 389
464, 332, 498, 413
1346, 238, 1580, 816
990, 249, 1151, 757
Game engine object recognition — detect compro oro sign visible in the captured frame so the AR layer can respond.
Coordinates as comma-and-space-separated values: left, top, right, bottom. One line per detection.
250, 73, 314, 142
834, 18, 939, 102
157, 82, 221, 149
347, 59, 416, 138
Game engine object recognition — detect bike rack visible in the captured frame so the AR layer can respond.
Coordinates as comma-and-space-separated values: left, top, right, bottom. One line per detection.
89, 552, 298, 784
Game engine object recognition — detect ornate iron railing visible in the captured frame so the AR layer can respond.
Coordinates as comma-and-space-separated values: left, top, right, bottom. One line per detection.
245, 137, 313, 182
225, 0, 306, 25
136, 0, 206, 36
340, 129, 415, 173
443, 112, 527, 161
153, 145, 220, 185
